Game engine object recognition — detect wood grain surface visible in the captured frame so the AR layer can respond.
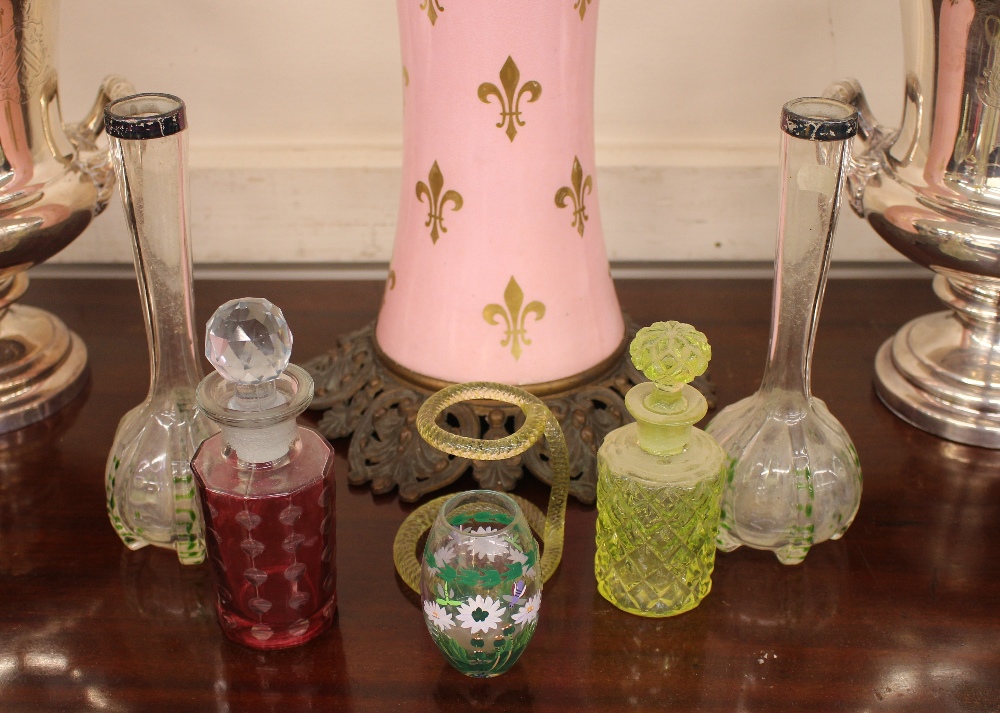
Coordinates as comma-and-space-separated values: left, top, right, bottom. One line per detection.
1, 277, 997, 713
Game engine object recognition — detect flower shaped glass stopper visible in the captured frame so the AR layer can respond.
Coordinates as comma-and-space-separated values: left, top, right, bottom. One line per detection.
628, 321, 711, 456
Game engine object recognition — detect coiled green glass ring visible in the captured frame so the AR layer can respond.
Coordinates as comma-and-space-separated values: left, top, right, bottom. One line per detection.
392, 382, 571, 592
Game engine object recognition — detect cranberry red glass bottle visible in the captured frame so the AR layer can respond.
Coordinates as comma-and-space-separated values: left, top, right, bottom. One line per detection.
192, 298, 336, 649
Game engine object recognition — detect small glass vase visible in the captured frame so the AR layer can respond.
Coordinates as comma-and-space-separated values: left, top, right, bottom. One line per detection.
103, 94, 218, 564
421, 490, 541, 678
705, 98, 863, 565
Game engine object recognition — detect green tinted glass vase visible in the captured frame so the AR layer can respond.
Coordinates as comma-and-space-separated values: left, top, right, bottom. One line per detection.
421, 490, 541, 678
706, 98, 863, 565
103, 94, 217, 564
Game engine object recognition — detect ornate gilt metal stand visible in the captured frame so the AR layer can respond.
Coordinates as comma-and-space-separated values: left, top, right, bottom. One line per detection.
304, 317, 714, 504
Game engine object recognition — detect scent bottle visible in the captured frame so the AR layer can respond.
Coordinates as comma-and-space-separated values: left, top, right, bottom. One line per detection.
594, 321, 726, 617
192, 298, 336, 649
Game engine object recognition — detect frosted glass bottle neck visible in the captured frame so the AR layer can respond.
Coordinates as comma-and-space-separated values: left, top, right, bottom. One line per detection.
221, 419, 299, 466
222, 382, 297, 464
196, 365, 315, 466
625, 382, 708, 457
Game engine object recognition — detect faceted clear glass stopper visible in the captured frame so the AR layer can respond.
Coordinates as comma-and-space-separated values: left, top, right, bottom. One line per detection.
206, 298, 292, 384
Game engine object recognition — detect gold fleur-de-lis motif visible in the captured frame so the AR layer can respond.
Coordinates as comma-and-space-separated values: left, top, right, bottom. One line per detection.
574, 0, 592, 20
420, 0, 445, 26
555, 156, 593, 236
483, 277, 546, 360
416, 161, 463, 244
478, 56, 542, 142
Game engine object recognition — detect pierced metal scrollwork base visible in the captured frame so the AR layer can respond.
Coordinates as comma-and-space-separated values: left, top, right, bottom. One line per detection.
304, 317, 714, 504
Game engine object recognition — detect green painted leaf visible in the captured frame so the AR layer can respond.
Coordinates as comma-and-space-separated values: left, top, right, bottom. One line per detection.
502, 562, 523, 582
472, 511, 513, 525
479, 568, 502, 587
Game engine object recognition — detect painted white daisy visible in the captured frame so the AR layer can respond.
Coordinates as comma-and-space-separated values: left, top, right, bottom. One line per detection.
512, 592, 541, 626
507, 547, 528, 565
433, 543, 456, 565
467, 527, 508, 560
423, 600, 455, 631
426, 542, 457, 575
455, 595, 505, 634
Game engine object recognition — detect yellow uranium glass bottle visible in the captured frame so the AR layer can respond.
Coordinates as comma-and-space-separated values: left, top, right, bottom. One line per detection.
594, 321, 726, 617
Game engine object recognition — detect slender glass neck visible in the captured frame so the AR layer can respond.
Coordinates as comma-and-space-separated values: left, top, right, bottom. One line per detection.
760, 131, 850, 396
113, 132, 202, 397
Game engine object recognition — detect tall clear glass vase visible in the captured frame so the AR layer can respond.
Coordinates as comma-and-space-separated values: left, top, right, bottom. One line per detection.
706, 98, 863, 565
103, 94, 218, 564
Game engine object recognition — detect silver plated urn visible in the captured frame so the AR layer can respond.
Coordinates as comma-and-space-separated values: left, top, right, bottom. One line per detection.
0, 0, 130, 432
829, 0, 1000, 447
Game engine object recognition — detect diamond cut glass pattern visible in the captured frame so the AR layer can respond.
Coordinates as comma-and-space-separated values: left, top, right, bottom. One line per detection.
206, 298, 292, 384
594, 456, 722, 616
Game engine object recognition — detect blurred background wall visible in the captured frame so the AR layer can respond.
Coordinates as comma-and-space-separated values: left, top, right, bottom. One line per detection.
51, 0, 906, 268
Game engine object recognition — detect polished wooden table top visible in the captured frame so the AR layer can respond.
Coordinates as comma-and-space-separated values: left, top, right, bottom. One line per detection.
2, 277, 998, 713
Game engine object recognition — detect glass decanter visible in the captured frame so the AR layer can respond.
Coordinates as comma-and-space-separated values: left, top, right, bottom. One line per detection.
594, 322, 726, 616
192, 298, 336, 650
706, 98, 863, 565
104, 94, 217, 564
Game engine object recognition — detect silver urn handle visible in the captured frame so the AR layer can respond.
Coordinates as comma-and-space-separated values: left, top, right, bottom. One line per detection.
69, 75, 136, 144
63, 75, 136, 210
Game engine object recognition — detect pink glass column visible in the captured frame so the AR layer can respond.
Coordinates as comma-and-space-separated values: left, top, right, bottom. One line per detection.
376, 0, 624, 386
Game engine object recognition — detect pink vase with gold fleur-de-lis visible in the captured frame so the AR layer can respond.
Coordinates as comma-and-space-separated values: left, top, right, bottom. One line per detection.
376, 0, 624, 386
